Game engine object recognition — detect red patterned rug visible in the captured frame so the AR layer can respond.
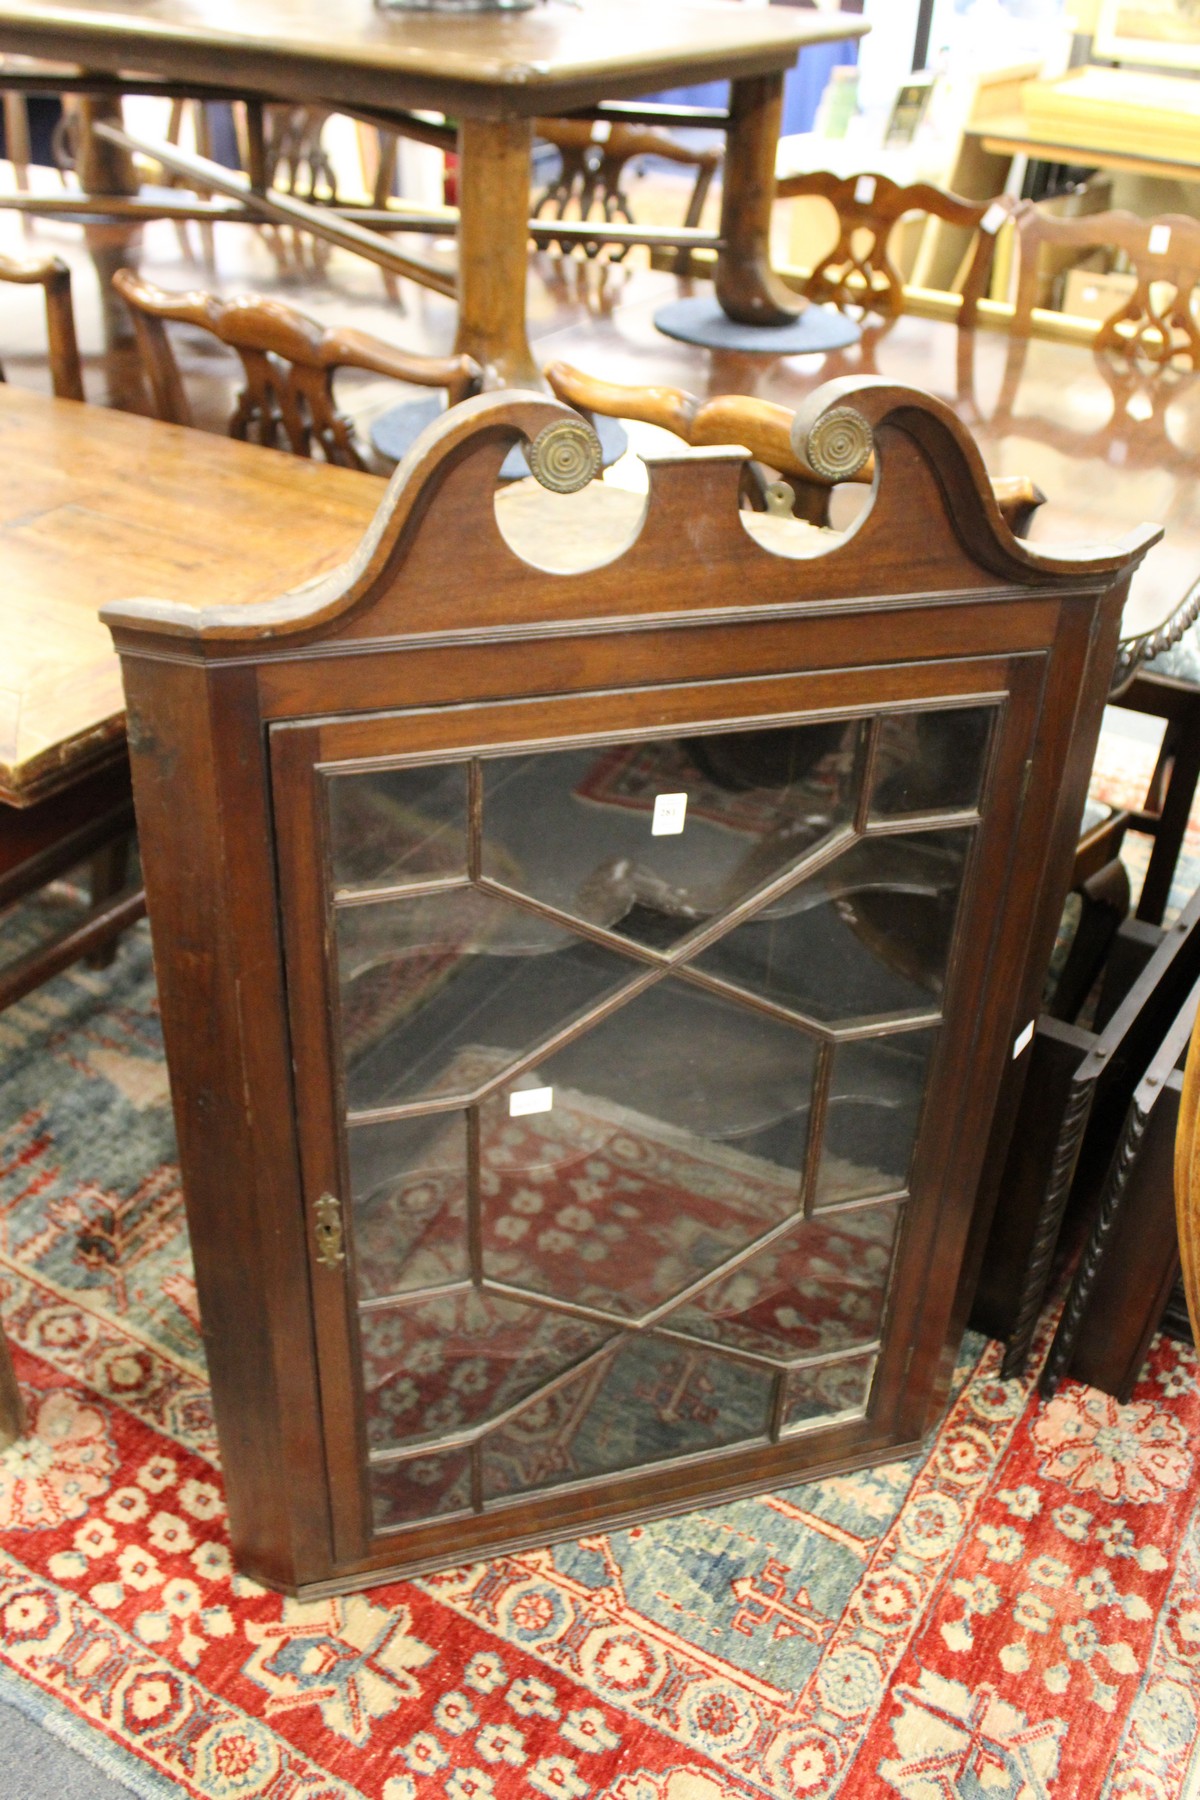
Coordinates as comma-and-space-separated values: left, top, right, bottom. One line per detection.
2, 909, 1199, 1799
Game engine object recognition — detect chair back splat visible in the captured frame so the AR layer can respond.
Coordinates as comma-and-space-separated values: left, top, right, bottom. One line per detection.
774, 170, 1014, 322
1012, 206, 1200, 365
113, 269, 481, 467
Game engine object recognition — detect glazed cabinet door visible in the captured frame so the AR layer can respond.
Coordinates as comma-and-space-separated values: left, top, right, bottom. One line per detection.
270, 658, 1046, 1576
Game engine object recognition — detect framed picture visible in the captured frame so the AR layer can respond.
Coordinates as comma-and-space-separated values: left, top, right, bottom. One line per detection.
1094, 0, 1200, 72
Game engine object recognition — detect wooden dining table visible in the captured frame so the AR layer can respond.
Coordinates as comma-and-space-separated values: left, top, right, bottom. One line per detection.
0, 0, 867, 385
0, 382, 386, 1006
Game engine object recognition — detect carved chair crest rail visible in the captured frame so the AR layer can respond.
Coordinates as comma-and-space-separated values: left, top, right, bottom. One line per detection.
112, 268, 482, 469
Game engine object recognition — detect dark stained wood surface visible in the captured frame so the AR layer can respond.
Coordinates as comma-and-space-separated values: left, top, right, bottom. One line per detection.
0, 1, 867, 118
0, 384, 383, 805
104, 384, 1153, 1591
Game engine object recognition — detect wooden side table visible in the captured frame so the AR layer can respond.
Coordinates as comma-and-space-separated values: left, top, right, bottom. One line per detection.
105, 383, 1155, 1595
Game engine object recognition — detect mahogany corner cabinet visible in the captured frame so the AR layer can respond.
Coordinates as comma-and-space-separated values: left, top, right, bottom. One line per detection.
104, 383, 1157, 1596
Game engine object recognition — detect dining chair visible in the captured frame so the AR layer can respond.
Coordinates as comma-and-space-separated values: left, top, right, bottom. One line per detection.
533, 119, 721, 264
1011, 206, 1200, 364
975, 882, 1200, 1377
1037, 968, 1200, 1400
112, 269, 482, 469
0, 251, 84, 400
772, 170, 1015, 322
543, 360, 1046, 534
1175, 986, 1200, 1343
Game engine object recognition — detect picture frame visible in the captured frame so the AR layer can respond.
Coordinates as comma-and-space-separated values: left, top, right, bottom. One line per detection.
1094, 0, 1200, 73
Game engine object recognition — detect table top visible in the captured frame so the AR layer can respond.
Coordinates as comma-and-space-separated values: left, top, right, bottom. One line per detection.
976, 111, 1200, 183
0, 385, 383, 806
0, 0, 867, 118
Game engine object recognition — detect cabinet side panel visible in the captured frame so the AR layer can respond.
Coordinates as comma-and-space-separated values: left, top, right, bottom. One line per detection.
120, 656, 332, 1592
956, 578, 1133, 1379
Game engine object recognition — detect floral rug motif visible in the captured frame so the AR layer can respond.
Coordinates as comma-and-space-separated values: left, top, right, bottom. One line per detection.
1, 917, 1200, 1798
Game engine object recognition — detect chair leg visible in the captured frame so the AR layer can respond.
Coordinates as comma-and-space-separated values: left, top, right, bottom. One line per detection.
86, 832, 133, 968
0, 1326, 25, 1449
1137, 716, 1200, 925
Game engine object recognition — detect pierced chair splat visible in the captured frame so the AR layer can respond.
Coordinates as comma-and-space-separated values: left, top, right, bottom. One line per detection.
1011, 206, 1200, 365
773, 171, 1015, 322
112, 269, 482, 469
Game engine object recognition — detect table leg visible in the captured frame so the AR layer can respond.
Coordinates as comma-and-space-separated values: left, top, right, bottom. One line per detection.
72, 90, 141, 355
0, 1324, 25, 1449
454, 115, 541, 388
716, 72, 806, 327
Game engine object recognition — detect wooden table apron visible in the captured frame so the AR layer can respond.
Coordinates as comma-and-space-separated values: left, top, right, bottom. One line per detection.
0, 0, 867, 383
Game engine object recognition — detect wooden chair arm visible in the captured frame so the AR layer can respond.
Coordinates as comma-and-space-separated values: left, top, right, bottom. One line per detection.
114, 271, 483, 412
544, 363, 1046, 533
0, 251, 83, 402
315, 325, 482, 406
536, 119, 721, 171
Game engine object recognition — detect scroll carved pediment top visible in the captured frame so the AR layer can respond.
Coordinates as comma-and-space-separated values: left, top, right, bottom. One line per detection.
100, 380, 1162, 654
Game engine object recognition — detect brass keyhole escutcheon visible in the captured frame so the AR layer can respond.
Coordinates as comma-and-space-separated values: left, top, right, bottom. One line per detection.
314, 1192, 345, 1268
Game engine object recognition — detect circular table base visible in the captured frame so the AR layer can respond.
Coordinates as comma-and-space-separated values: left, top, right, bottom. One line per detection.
371, 395, 628, 480
653, 296, 861, 355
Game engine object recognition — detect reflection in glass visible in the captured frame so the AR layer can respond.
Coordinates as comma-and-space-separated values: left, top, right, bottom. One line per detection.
329, 762, 468, 891
695, 831, 970, 1022
816, 1032, 935, 1207
483, 1334, 772, 1499
338, 888, 635, 1111
870, 707, 992, 818
669, 1202, 898, 1360
371, 1450, 472, 1532
480, 980, 816, 1317
481, 723, 863, 951
360, 1290, 612, 1453
784, 1353, 877, 1430
349, 1112, 468, 1300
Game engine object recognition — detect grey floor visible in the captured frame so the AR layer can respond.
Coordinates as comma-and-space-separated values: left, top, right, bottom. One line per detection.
0, 1699, 146, 1800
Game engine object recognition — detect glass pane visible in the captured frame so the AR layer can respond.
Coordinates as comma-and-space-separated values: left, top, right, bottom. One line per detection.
483, 1334, 772, 1500
370, 1449, 472, 1531
869, 707, 992, 818
481, 722, 862, 951
338, 889, 636, 1111
480, 979, 817, 1318
329, 762, 468, 891
348, 1112, 468, 1300
783, 1353, 877, 1431
360, 1290, 613, 1453
669, 1201, 899, 1360
695, 831, 970, 1023
815, 1031, 936, 1208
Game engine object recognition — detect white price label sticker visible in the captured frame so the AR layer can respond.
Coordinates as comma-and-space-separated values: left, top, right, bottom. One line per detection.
510, 1086, 553, 1117
1149, 223, 1172, 256
1012, 1019, 1035, 1060
652, 792, 688, 836
980, 201, 1007, 236
854, 173, 876, 205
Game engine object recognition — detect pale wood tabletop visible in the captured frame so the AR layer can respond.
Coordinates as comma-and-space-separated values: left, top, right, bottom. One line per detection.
0, 0, 865, 117
0, 383, 384, 806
